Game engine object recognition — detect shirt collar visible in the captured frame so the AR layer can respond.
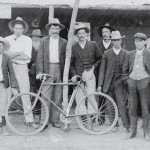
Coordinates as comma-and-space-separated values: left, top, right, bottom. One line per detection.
136, 48, 144, 54
12, 34, 23, 40
103, 40, 111, 49
113, 47, 121, 55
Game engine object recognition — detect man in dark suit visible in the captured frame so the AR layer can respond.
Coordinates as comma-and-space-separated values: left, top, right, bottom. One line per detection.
36, 18, 67, 128
98, 31, 130, 132
70, 23, 102, 108
97, 23, 115, 55
0, 37, 15, 136
122, 33, 150, 141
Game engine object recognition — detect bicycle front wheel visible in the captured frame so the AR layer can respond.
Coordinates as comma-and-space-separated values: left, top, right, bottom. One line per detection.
5, 92, 49, 135
75, 92, 118, 135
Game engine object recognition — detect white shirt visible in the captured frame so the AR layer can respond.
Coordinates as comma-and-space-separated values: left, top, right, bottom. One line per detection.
103, 40, 111, 49
136, 48, 144, 55
113, 47, 121, 55
5, 34, 32, 64
49, 37, 59, 63
0, 54, 3, 81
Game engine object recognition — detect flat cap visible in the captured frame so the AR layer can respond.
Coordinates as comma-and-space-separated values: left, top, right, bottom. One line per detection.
134, 33, 147, 40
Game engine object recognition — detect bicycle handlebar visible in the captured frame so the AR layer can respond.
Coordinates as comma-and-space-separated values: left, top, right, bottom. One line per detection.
42, 74, 53, 78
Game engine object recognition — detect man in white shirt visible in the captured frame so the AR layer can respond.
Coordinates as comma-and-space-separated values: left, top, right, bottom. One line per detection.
98, 31, 130, 132
5, 17, 38, 128
36, 18, 67, 128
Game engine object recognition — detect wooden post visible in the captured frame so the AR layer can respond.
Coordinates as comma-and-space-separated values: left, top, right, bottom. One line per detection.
48, 5, 54, 35
62, 0, 80, 110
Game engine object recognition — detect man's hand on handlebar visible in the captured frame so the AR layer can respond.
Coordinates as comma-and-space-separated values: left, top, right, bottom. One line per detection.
36, 73, 43, 80
71, 75, 81, 83
97, 86, 102, 92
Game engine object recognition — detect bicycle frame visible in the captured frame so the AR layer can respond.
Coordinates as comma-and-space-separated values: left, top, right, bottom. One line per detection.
28, 76, 98, 118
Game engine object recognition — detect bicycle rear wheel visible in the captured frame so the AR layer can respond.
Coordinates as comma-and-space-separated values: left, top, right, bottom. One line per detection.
5, 92, 49, 135
75, 92, 118, 135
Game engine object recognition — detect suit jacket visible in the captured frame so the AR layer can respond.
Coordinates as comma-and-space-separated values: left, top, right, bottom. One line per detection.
2, 53, 18, 88
122, 48, 150, 82
36, 36, 67, 79
28, 47, 38, 75
98, 41, 113, 55
98, 48, 128, 93
70, 40, 102, 77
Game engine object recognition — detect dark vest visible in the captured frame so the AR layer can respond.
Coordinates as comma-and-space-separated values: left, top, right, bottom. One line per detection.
81, 46, 92, 70
114, 53, 122, 78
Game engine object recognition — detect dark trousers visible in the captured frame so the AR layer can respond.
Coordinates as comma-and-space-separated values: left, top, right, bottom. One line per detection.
42, 63, 62, 124
107, 77, 130, 129
127, 77, 150, 134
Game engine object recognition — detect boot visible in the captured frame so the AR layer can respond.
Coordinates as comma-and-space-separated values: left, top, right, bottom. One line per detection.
128, 116, 137, 139
144, 132, 150, 141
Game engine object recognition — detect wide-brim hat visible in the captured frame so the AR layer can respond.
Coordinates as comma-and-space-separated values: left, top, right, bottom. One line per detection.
45, 18, 65, 30
0, 37, 10, 51
8, 17, 28, 34
74, 23, 90, 35
28, 29, 45, 37
97, 23, 115, 37
111, 31, 125, 40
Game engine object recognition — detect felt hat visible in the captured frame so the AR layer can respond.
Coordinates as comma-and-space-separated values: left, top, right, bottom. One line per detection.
45, 18, 65, 30
97, 23, 115, 37
8, 17, 28, 34
74, 23, 90, 35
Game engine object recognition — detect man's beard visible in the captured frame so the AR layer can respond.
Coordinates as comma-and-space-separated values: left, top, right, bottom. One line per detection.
32, 41, 40, 51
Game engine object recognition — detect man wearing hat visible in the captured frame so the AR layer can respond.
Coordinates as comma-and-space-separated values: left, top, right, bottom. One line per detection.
70, 23, 101, 109
0, 37, 14, 135
98, 31, 130, 132
122, 33, 150, 141
5, 17, 38, 128
28, 29, 45, 93
97, 23, 115, 55
36, 18, 67, 128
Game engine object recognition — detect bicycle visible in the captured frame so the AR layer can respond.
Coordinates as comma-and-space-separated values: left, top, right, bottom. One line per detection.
5, 74, 118, 135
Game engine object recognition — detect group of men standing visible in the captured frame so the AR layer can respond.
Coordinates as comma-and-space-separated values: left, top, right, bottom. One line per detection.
0, 16, 150, 141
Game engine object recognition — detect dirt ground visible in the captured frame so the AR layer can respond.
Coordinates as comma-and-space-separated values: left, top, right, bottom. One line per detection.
0, 118, 150, 150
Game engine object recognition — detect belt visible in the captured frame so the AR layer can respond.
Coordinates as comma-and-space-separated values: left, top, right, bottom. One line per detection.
0, 81, 4, 83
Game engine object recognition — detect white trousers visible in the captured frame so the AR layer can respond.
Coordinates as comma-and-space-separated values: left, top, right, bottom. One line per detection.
75, 68, 98, 114
12, 63, 34, 122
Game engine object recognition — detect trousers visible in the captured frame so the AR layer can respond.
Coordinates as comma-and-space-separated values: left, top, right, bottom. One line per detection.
12, 63, 34, 122
75, 68, 98, 114
41, 63, 62, 124
127, 77, 150, 134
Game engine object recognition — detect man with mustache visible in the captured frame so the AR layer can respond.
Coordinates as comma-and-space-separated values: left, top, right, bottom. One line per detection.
70, 23, 101, 107
97, 23, 115, 55
36, 18, 67, 128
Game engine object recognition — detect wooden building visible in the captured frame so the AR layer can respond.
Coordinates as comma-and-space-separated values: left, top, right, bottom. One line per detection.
0, 1, 150, 50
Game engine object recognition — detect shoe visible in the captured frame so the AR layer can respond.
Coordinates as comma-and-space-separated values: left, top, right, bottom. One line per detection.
63, 123, 70, 131
128, 132, 136, 139
126, 128, 130, 133
2, 127, 10, 136
52, 122, 62, 128
111, 127, 118, 132
29, 122, 39, 129
144, 133, 150, 141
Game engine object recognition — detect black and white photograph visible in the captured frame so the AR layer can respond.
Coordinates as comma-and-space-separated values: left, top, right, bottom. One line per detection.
0, 0, 150, 149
